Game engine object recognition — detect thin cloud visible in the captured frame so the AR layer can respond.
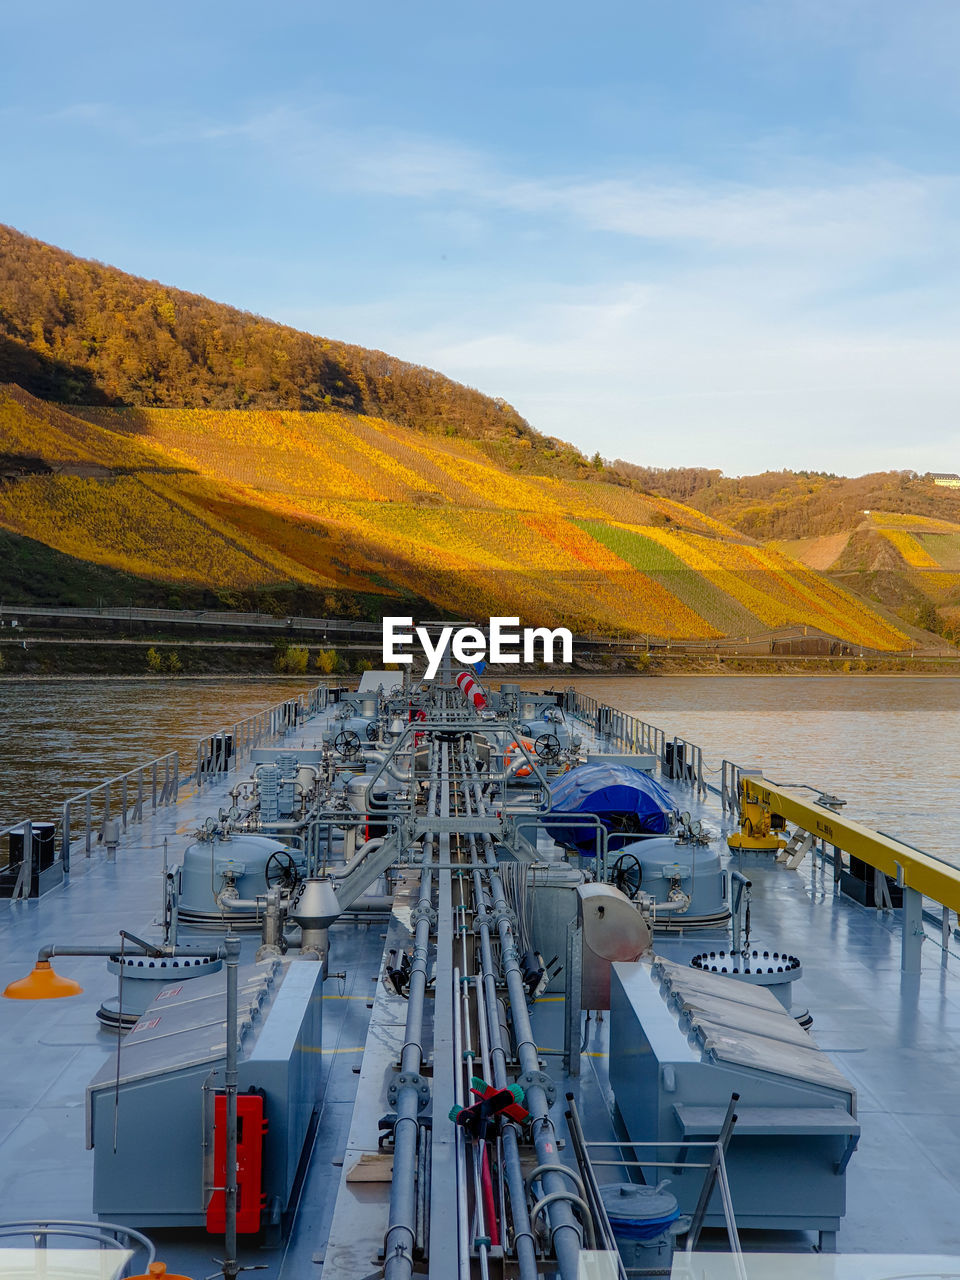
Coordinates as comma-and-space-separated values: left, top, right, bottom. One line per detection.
19, 98, 960, 475
43, 98, 959, 268
220, 108, 959, 268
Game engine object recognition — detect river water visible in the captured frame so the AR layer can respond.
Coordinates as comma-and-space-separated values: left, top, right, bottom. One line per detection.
567, 675, 960, 865
1, 675, 957, 865
0, 678, 317, 833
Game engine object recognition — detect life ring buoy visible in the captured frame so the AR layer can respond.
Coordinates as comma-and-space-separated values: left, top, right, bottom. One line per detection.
504, 737, 537, 778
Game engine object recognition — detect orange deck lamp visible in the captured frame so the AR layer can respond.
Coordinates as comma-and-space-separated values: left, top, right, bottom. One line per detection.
3, 959, 84, 1000
3, 931, 167, 1000
129, 1263, 195, 1279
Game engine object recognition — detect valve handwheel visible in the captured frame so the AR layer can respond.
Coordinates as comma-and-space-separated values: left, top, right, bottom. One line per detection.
264, 850, 300, 890
534, 733, 561, 763
365, 720, 380, 742
334, 729, 362, 758
610, 852, 643, 900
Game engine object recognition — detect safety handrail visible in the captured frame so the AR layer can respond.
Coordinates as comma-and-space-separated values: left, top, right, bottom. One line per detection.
2, 684, 333, 881
0, 1217, 155, 1276
743, 775, 960, 916
61, 751, 180, 868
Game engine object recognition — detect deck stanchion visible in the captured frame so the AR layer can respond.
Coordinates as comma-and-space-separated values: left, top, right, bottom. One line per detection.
901, 882, 923, 974
61, 802, 71, 874
222, 934, 241, 1280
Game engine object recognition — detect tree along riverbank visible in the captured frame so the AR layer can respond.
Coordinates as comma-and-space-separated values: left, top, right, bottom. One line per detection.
1, 636, 958, 679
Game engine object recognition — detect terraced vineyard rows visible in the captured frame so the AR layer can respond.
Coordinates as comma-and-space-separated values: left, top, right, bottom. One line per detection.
0, 389, 914, 647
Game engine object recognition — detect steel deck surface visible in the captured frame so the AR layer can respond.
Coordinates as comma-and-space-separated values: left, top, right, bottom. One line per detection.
0, 701, 958, 1276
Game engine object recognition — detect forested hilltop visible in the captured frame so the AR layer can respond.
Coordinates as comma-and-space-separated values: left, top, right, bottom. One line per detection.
616, 464, 960, 540
0, 224, 546, 447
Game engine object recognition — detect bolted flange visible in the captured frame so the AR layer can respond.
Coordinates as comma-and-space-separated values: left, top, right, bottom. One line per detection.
410, 902, 438, 929
491, 906, 518, 932
517, 1069, 557, 1108
387, 1071, 432, 1113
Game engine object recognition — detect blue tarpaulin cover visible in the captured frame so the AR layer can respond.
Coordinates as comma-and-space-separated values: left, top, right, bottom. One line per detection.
545, 764, 677, 854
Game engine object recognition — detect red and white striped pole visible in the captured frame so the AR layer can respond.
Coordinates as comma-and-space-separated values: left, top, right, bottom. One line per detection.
455, 671, 487, 710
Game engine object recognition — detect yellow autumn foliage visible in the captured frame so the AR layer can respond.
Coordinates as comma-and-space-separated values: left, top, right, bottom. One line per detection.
0, 390, 915, 646
878, 529, 941, 570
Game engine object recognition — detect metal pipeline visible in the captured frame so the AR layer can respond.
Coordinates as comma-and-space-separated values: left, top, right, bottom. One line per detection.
454, 909, 491, 1280
456, 768, 540, 1280
451, 966, 471, 1277
38, 929, 166, 962
383, 742, 440, 1280
249, 817, 310, 831
217, 894, 273, 912
361, 749, 413, 782
341, 894, 394, 913
464, 754, 585, 1280
329, 837, 385, 881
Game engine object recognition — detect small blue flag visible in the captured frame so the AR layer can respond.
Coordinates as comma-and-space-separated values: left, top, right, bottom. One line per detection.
473, 660, 487, 676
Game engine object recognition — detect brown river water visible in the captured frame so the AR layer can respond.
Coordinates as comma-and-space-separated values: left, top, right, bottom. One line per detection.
0, 678, 317, 834
567, 675, 960, 865
0, 674, 957, 864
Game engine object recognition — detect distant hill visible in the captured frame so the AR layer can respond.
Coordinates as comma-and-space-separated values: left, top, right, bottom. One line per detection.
772, 511, 960, 642
612, 465, 960, 539
619, 465, 960, 642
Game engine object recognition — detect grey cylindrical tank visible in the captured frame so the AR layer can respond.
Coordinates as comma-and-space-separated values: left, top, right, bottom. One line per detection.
177, 833, 298, 927
97, 953, 223, 1032
616, 836, 729, 925
346, 776, 371, 809
346, 775, 391, 811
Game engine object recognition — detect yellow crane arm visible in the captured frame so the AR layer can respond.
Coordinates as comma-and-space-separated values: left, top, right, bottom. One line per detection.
739, 775, 960, 915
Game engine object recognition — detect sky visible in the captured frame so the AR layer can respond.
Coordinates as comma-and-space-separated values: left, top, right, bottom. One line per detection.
2, 0, 959, 477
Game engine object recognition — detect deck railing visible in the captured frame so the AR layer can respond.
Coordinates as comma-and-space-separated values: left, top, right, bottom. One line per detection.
568, 690, 704, 795
194, 684, 332, 788
61, 752, 180, 869
19, 683, 339, 874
